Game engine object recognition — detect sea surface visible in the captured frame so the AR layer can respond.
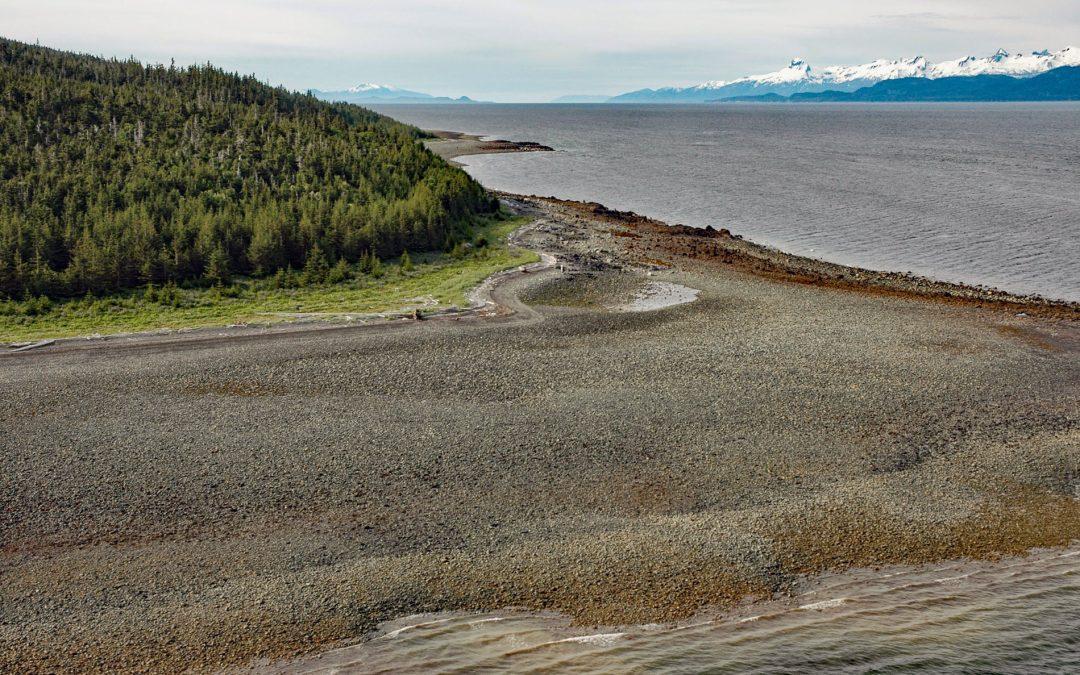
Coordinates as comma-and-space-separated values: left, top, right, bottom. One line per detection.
272, 547, 1080, 674
373, 103, 1080, 301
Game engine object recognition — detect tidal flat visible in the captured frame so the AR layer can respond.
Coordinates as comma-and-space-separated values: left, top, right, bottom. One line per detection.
2, 188, 1077, 671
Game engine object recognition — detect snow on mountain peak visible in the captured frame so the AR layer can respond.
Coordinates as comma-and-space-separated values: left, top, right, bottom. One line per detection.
698, 46, 1079, 90
348, 83, 399, 93
747, 58, 814, 85
930, 46, 1080, 78
610, 46, 1080, 103
822, 56, 929, 84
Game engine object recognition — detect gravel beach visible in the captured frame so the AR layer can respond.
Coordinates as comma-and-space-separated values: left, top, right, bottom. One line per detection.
2, 182, 1078, 671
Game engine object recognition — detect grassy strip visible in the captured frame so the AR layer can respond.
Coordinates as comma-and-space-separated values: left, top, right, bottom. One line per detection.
0, 214, 537, 343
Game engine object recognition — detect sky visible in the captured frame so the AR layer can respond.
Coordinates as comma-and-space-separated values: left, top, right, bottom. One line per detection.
3, 1, 1079, 101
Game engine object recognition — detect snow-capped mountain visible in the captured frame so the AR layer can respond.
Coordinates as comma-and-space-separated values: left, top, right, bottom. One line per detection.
310, 84, 478, 105
609, 47, 1080, 103
339, 83, 431, 99
348, 83, 400, 93
749, 65, 1080, 103
929, 48, 1079, 78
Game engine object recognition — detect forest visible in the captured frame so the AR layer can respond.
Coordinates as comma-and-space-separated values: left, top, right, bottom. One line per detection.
0, 37, 496, 299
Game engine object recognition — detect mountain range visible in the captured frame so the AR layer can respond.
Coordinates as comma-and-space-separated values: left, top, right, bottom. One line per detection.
308, 48, 1079, 104
609, 47, 1080, 103
724, 66, 1080, 103
310, 83, 479, 104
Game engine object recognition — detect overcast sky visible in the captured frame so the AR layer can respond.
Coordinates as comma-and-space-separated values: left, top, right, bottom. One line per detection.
3, 1, 1078, 101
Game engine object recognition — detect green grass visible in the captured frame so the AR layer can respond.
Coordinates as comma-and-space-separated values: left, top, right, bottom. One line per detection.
0, 215, 538, 343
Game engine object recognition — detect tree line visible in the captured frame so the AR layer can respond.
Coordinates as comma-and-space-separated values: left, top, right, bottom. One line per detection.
0, 37, 496, 299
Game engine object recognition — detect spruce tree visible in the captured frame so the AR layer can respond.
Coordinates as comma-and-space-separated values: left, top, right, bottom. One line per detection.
204, 247, 231, 286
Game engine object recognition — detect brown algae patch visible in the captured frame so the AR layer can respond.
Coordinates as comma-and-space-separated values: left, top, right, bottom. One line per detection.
771, 487, 1080, 577
995, 323, 1065, 352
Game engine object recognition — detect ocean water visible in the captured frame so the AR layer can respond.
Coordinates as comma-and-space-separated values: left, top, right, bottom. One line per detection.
272, 547, 1080, 674
374, 103, 1080, 301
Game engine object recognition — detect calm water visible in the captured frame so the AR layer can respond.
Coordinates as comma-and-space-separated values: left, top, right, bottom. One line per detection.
272, 547, 1080, 674
374, 103, 1080, 301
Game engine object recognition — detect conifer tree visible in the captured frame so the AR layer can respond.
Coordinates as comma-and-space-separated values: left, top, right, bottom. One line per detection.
203, 246, 231, 286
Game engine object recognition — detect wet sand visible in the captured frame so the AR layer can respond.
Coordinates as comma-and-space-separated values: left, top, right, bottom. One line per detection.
1, 141, 1078, 672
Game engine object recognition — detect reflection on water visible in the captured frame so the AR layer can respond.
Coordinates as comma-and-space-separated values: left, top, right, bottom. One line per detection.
270, 546, 1079, 673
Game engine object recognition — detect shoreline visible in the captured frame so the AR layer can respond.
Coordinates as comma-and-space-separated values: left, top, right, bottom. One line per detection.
426, 130, 1076, 319
506, 192, 1079, 322
263, 543, 1080, 672
6, 130, 1072, 355
5, 189, 1073, 357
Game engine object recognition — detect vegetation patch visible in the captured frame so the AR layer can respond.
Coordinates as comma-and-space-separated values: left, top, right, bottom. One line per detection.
0, 215, 537, 342
0, 38, 495, 301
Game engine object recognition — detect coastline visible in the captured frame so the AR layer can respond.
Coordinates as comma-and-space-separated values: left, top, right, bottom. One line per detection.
425, 130, 554, 166
428, 130, 1076, 320
2, 133, 1078, 672
507, 193, 1079, 322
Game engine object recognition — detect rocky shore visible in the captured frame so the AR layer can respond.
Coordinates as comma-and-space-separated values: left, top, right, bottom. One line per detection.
507, 192, 1080, 321
1, 143, 1078, 673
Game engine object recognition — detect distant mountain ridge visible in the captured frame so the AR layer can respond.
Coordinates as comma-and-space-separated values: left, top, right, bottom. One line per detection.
610, 47, 1080, 103
723, 66, 1080, 103
311, 83, 479, 104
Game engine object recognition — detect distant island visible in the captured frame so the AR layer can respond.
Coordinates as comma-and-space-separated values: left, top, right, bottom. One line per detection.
311, 83, 482, 105
721, 66, 1080, 103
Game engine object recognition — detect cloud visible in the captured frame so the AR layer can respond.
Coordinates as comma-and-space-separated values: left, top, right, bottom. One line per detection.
2, 0, 1077, 100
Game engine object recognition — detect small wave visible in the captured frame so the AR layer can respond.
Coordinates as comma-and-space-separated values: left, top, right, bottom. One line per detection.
936, 572, 974, 584
380, 618, 453, 639
798, 598, 848, 611
556, 632, 626, 646
504, 632, 626, 656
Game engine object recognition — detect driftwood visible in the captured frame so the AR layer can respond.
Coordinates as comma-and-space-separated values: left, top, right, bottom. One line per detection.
8, 339, 55, 353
